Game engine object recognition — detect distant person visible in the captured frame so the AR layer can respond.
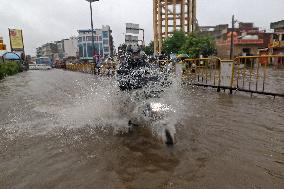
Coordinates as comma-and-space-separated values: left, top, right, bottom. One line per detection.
20, 52, 27, 71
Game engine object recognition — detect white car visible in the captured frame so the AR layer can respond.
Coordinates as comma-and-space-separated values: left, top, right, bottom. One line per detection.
29, 63, 52, 70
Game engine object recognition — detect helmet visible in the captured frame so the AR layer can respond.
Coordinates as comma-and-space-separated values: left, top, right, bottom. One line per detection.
126, 44, 133, 53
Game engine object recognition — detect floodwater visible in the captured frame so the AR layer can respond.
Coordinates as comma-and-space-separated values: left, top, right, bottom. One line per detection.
0, 69, 283, 189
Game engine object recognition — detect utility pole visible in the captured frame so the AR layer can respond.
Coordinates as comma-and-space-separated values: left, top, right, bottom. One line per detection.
89, 1, 95, 62
230, 15, 236, 60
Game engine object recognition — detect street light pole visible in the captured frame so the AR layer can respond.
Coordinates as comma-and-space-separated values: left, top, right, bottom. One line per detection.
86, 0, 99, 63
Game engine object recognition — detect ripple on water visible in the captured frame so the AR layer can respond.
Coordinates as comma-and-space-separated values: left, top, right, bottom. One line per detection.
0, 69, 284, 189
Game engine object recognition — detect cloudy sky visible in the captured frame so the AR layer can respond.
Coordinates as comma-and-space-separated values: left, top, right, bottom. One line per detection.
0, 0, 283, 55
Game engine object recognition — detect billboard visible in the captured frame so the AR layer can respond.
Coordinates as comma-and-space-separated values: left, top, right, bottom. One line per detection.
126, 23, 140, 34
0, 36, 6, 50
9, 29, 24, 51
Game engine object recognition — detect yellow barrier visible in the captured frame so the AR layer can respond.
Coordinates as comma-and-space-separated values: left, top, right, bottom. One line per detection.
66, 63, 94, 74
183, 57, 221, 86
64, 56, 284, 97
181, 55, 284, 97
66, 63, 117, 76
233, 55, 284, 92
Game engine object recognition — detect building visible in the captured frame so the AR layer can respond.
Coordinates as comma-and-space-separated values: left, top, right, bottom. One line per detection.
125, 35, 139, 45
200, 22, 272, 59
77, 25, 113, 61
36, 47, 43, 57
125, 23, 140, 45
64, 37, 78, 58
270, 20, 284, 55
153, 0, 197, 54
54, 37, 78, 60
36, 43, 58, 61
54, 40, 64, 60
199, 24, 229, 39
36, 37, 78, 61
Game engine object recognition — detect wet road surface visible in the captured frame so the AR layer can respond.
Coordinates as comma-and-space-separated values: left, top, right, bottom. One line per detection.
0, 69, 284, 189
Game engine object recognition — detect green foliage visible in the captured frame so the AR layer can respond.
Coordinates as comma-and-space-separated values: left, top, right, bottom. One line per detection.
0, 61, 21, 80
162, 31, 187, 55
181, 33, 216, 58
143, 41, 154, 55
162, 31, 216, 58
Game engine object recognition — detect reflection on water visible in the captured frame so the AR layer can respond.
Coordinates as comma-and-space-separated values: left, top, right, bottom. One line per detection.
0, 70, 284, 189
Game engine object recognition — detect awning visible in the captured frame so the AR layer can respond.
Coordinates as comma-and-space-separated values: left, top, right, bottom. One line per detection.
0, 50, 8, 57
3, 52, 21, 60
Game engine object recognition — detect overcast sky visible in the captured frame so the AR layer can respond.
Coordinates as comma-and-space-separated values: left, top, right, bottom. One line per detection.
0, 0, 283, 55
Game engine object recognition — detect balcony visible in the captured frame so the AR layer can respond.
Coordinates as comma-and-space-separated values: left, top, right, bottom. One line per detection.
235, 39, 264, 45
216, 39, 264, 45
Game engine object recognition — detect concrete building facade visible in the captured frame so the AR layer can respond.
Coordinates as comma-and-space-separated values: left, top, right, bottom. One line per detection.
36, 37, 78, 62
200, 23, 272, 59
36, 43, 58, 61
77, 25, 113, 60
64, 37, 78, 58
270, 20, 284, 55
153, 0, 197, 54
54, 37, 78, 60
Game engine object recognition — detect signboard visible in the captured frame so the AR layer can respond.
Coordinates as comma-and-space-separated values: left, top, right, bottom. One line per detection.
270, 41, 284, 48
8, 29, 24, 51
126, 23, 140, 34
220, 60, 234, 87
0, 44, 6, 50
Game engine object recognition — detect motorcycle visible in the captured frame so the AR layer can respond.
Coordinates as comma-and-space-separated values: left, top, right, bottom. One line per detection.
116, 45, 176, 146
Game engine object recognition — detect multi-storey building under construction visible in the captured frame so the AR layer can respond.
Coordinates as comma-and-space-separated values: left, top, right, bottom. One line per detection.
153, 0, 197, 54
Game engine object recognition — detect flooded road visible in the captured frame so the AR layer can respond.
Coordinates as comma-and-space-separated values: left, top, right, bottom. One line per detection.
0, 69, 283, 189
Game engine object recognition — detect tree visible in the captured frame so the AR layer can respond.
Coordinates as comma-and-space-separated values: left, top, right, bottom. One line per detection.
162, 31, 216, 58
181, 33, 216, 58
143, 41, 154, 56
162, 31, 187, 55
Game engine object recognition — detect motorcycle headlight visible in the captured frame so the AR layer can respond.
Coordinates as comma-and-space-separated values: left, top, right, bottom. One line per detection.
150, 102, 171, 112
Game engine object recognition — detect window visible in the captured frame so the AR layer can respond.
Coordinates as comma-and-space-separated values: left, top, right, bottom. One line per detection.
83, 43, 87, 57
94, 43, 99, 54
83, 36, 86, 41
99, 43, 103, 55
243, 48, 251, 56
87, 43, 93, 57
102, 31, 108, 38
57, 43, 62, 49
86, 36, 92, 41
78, 37, 82, 42
99, 36, 102, 41
103, 39, 108, 45
104, 47, 109, 53
79, 44, 83, 57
